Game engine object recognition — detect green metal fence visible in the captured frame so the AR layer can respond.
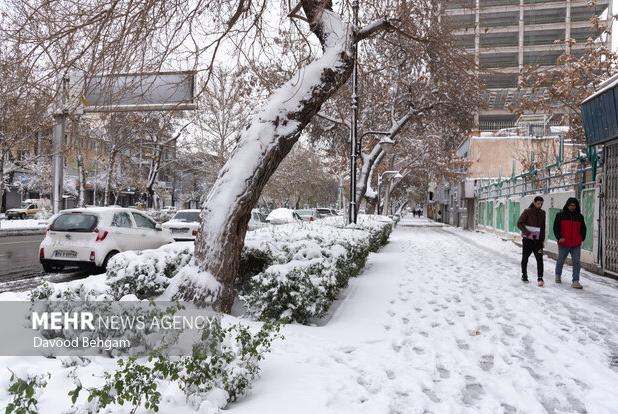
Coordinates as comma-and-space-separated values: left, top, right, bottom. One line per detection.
477, 144, 598, 202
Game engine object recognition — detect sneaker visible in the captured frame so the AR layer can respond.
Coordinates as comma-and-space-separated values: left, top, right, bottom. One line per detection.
537, 279, 545, 287
571, 281, 583, 289
555, 274, 562, 284
521, 276, 529, 283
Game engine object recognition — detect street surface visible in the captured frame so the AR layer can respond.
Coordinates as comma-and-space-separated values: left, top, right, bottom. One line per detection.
0, 234, 88, 292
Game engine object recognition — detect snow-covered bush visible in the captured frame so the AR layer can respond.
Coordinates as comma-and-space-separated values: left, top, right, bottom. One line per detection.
5, 372, 48, 414
106, 244, 193, 299
237, 245, 277, 295
70, 319, 281, 412
29, 280, 110, 302
243, 258, 333, 323
241, 217, 392, 323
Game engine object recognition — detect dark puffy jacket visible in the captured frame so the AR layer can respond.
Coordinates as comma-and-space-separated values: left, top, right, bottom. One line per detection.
553, 197, 587, 248
517, 203, 546, 242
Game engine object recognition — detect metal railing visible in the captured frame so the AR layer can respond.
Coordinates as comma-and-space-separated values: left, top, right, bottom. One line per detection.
476, 145, 599, 201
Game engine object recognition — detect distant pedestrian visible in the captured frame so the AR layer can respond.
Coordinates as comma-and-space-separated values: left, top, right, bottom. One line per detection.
517, 196, 546, 287
553, 197, 586, 289
437, 210, 442, 222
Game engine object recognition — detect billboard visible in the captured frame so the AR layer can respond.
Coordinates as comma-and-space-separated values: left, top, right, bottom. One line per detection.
82, 71, 197, 112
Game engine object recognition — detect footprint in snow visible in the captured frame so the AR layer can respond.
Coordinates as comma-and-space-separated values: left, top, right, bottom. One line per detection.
500, 403, 517, 414
422, 388, 441, 403
339, 346, 356, 354
456, 339, 470, 350
437, 366, 450, 379
462, 376, 484, 405
412, 346, 425, 355
479, 354, 494, 371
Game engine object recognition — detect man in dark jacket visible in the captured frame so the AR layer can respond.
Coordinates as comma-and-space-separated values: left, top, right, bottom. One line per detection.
553, 197, 587, 289
517, 196, 546, 286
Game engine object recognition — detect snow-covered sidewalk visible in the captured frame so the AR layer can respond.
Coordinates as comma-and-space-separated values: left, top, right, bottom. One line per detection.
229, 218, 618, 414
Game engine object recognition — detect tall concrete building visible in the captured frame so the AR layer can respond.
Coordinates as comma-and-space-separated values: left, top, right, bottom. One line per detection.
444, 0, 612, 131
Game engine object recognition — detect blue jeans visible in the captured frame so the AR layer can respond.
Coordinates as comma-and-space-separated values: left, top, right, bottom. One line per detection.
555, 246, 581, 282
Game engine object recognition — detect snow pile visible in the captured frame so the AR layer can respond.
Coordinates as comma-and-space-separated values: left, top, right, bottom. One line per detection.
0, 219, 47, 231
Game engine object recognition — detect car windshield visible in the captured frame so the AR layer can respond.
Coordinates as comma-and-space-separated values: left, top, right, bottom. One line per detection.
20, 203, 32, 209
317, 209, 330, 215
50, 213, 98, 232
296, 210, 314, 216
172, 212, 200, 222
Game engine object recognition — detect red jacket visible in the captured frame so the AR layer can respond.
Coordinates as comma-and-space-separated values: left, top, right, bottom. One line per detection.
553, 210, 587, 248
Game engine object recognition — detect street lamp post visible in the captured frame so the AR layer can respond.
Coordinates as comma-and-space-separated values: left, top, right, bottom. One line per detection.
377, 170, 402, 215
348, 0, 360, 225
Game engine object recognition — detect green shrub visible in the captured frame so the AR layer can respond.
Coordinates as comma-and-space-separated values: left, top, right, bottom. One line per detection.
5, 372, 48, 414
69, 319, 281, 412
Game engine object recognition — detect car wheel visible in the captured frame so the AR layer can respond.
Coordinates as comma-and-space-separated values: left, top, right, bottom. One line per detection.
100, 251, 119, 272
20, 213, 26, 220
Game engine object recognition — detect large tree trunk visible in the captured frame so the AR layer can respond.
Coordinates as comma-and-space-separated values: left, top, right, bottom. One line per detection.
356, 146, 384, 208
192, 1, 357, 312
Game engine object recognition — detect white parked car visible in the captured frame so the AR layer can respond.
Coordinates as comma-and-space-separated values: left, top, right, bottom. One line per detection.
265, 208, 302, 225
39, 207, 174, 272
162, 209, 201, 241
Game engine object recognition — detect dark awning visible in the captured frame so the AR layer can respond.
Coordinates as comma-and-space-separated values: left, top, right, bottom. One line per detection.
581, 73, 618, 146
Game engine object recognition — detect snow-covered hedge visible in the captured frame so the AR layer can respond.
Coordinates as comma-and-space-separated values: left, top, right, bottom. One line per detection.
106, 243, 193, 300
100, 215, 392, 323
240, 216, 392, 323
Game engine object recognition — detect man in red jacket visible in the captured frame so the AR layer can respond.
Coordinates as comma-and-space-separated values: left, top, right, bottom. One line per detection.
553, 197, 587, 289
517, 196, 546, 287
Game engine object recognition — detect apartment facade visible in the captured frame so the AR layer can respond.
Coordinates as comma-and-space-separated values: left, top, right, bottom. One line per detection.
444, 0, 611, 131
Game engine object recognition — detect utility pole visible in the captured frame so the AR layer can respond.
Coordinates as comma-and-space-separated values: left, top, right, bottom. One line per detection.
348, 0, 359, 224
51, 76, 71, 213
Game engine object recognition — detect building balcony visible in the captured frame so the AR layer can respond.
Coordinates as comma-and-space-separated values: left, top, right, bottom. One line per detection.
467, 41, 591, 55
453, 19, 606, 35
444, 0, 608, 16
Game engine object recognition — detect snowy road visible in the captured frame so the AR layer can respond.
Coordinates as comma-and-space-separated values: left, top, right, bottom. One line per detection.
231, 218, 618, 414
